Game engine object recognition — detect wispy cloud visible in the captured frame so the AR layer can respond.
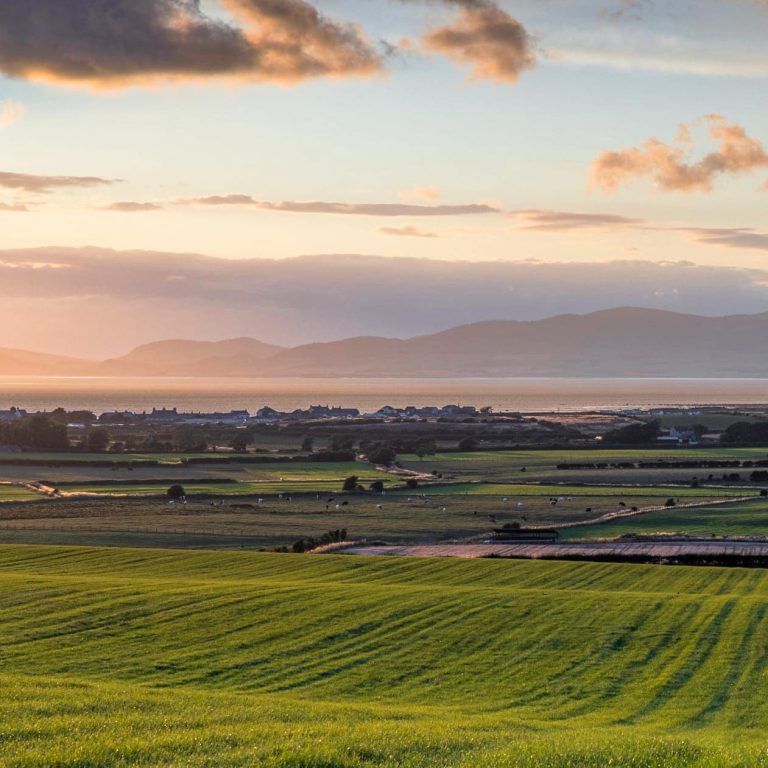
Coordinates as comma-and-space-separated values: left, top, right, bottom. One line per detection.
509, 209, 644, 230
0, 171, 118, 194
592, 115, 768, 193
379, 225, 439, 238
97, 201, 163, 212
177, 195, 499, 216
0, 0, 382, 87
401, 185, 441, 201
0, 202, 27, 212
0, 99, 24, 127
680, 227, 768, 251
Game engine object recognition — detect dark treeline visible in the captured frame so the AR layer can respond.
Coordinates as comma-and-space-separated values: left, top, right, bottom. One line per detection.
721, 422, 768, 445
558, 459, 768, 471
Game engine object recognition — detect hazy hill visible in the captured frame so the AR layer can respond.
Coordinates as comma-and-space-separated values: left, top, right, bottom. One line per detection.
4, 308, 768, 378
0, 348, 102, 377
102, 338, 285, 376
257, 308, 768, 377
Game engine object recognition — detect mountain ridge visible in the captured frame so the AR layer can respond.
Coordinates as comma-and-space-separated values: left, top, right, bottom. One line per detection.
3, 307, 768, 378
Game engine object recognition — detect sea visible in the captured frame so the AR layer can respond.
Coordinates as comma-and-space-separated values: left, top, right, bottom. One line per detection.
2, 377, 768, 415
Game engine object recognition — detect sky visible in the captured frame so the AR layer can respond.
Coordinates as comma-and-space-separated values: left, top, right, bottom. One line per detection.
1, 0, 768, 355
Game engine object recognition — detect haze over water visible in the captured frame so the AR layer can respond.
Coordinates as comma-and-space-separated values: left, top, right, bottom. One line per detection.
2, 377, 768, 415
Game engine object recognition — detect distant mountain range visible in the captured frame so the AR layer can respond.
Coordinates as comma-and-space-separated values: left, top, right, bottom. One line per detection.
3, 308, 768, 378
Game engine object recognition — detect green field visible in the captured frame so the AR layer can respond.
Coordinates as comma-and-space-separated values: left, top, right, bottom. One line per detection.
402, 448, 768, 485
392, 482, 755, 498
0, 491, 743, 550
3, 546, 768, 766
564, 498, 768, 540
0, 484, 44, 503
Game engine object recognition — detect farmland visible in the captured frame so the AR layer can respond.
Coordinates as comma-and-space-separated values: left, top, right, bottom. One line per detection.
2, 546, 768, 766
0, 445, 767, 546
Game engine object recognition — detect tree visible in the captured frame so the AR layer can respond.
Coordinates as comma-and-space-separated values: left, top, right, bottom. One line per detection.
331, 435, 355, 451
414, 438, 437, 460
458, 437, 477, 451
342, 476, 359, 492
405, 478, 419, 489
1, 414, 69, 450
167, 484, 186, 501
603, 420, 661, 445
722, 422, 768, 445
367, 444, 397, 466
86, 428, 109, 453
369, 480, 384, 493
173, 427, 208, 453
301, 436, 314, 453
230, 432, 250, 452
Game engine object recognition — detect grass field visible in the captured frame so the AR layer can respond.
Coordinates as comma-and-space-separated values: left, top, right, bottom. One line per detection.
3, 546, 768, 766
402, 448, 768, 484
0, 484, 45, 503
564, 498, 768, 540
391, 482, 756, 498
0, 490, 743, 550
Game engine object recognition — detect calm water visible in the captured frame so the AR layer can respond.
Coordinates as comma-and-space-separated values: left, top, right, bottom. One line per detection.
1, 377, 768, 414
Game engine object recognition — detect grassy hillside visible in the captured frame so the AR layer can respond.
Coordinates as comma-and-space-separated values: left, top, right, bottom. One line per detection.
3, 546, 768, 766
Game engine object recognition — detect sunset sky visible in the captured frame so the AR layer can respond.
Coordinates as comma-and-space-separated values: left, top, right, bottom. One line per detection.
2, 0, 768, 355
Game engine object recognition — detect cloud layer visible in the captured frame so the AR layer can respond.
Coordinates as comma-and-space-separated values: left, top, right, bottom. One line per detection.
592, 115, 768, 193
3, 248, 768, 357
0, 0, 382, 86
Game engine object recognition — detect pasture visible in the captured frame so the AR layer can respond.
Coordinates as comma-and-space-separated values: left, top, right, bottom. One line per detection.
564, 498, 768, 540
0, 491, 743, 549
2, 546, 768, 766
0, 447, 767, 548
401, 447, 768, 484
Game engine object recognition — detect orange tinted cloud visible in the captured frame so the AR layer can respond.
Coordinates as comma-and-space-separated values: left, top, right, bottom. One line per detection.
401, 185, 441, 201
0, 99, 24, 127
0, 0, 382, 87
0, 203, 27, 212
510, 209, 643, 230
0, 171, 117, 193
177, 195, 499, 216
97, 201, 164, 212
592, 115, 768, 193
679, 227, 768, 251
379, 225, 439, 237
420, 1, 535, 83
